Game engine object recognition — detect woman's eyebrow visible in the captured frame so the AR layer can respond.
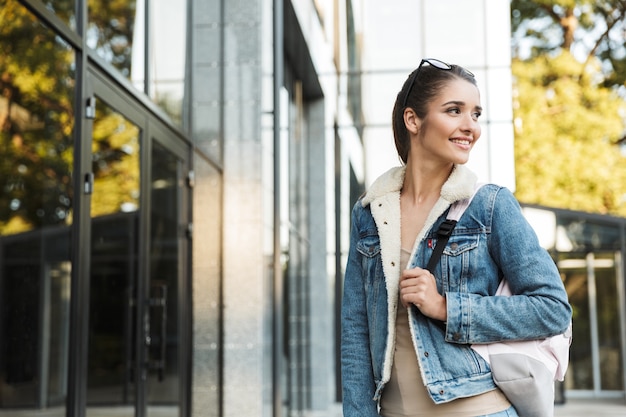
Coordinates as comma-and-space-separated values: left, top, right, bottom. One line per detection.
441, 100, 483, 112
441, 100, 464, 107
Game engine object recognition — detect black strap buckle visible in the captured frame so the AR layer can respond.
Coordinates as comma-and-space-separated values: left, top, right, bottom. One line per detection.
437, 219, 457, 238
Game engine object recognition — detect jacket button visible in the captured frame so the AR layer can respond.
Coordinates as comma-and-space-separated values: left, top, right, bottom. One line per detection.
450, 243, 458, 250
424, 352, 429, 357
453, 333, 461, 341
439, 389, 444, 395
391, 261, 395, 267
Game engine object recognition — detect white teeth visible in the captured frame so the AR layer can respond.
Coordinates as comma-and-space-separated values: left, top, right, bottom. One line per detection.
451, 139, 470, 145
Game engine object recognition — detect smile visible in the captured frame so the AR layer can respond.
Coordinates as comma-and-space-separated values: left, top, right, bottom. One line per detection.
450, 138, 471, 145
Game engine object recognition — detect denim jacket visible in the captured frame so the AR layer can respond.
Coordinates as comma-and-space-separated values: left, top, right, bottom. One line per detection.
341, 165, 572, 416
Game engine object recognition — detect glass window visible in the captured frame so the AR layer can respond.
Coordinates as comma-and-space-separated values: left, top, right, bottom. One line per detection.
147, 141, 181, 412
556, 217, 622, 252
148, 0, 188, 128
595, 257, 623, 390
0, 1, 75, 414
87, 0, 142, 84
559, 251, 624, 392
38, 0, 76, 30
560, 257, 593, 390
86, 98, 140, 411
87, 0, 189, 128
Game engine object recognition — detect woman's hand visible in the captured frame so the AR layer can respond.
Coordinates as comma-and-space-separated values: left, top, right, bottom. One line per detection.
400, 267, 447, 321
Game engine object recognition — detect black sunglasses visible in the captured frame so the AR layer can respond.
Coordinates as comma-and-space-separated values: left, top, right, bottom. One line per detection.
401, 58, 475, 108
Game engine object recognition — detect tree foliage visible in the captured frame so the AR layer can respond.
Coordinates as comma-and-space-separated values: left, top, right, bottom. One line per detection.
0, 1, 75, 234
511, 0, 626, 216
0, 0, 141, 236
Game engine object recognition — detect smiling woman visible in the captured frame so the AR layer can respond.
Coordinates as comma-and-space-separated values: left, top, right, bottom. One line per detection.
391, 59, 478, 166
341, 58, 572, 417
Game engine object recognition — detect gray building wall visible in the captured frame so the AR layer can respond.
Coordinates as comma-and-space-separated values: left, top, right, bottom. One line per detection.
189, 0, 362, 416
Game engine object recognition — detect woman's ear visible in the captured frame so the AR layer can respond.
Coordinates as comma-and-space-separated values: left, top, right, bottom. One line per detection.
403, 108, 421, 135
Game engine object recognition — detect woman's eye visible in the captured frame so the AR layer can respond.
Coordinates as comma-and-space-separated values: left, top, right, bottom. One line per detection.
447, 107, 461, 114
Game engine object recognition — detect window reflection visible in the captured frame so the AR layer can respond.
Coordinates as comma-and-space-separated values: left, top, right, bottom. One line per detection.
38, 0, 76, 30
557, 217, 622, 252
560, 262, 593, 390
0, 3, 75, 236
147, 141, 181, 410
87, 99, 140, 410
87, 0, 188, 128
0, 1, 75, 414
87, 0, 139, 80
148, 0, 188, 127
90, 103, 140, 217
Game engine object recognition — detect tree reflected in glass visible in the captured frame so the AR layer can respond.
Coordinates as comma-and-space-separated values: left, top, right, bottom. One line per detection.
0, 1, 75, 413
0, 0, 75, 235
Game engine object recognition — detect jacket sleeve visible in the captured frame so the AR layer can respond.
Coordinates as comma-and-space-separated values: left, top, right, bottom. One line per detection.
341, 202, 380, 417
445, 186, 572, 344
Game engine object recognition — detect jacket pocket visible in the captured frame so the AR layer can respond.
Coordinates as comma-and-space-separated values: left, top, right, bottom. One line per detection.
442, 234, 479, 256
440, 234, 480, 291
356, 231, 381, 258
356, 232, 382, 285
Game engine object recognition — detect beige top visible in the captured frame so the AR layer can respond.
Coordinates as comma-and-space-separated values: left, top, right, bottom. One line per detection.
379, 249, 511, 417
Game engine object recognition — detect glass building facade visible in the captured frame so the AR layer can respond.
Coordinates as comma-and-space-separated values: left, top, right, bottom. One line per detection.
0, 1, 193, 416
523, 205, 626, 399
0, 0, 365, 416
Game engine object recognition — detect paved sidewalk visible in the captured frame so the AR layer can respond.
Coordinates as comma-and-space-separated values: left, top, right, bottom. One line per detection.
555, 398, 626, 416
330, 398, 626, 416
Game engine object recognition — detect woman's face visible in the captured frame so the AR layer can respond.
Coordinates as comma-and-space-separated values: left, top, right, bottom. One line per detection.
416, 78, 482, 165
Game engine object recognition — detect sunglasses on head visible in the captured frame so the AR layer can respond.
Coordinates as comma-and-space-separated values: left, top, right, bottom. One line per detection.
402, 58, 475, 108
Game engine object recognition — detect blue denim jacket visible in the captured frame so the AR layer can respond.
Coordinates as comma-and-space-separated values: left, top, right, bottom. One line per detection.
341, 165, 572, 416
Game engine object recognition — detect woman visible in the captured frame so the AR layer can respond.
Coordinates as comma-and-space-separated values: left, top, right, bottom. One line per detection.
340, 58, 572, 417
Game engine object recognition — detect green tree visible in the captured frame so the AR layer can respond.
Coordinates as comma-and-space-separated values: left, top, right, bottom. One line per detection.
511, 0, 626, 216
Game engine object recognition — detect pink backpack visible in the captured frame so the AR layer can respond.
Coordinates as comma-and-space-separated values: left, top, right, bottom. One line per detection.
441, 186, 572, 417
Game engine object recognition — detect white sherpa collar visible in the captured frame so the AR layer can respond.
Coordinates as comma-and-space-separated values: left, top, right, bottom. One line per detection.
360, 164, 477, 386
361, 164, 477, 208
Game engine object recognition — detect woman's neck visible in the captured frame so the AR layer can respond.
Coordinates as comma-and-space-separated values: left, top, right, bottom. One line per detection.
401, 161, 453, 206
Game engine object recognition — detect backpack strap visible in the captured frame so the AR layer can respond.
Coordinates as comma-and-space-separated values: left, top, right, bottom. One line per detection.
422, 185, 483, 331
425, 219, 457, 273
426, 184, 483, 273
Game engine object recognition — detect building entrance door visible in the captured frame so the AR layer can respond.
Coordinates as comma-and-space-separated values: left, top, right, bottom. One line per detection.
559, 252, 625, 396
84, 70, 190, 417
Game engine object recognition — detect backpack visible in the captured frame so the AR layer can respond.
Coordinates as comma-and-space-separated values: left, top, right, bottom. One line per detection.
428, 185, 572, 417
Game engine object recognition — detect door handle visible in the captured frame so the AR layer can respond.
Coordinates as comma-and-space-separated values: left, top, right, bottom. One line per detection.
147, 283, 167, 381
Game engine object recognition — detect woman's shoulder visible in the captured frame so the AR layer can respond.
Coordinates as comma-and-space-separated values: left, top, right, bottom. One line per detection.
470, 183, 524, 224
474, 183, 515, 202
360, 166, 405, 207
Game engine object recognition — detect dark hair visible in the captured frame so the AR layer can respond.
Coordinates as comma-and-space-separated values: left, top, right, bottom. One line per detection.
391, 63, 477, 164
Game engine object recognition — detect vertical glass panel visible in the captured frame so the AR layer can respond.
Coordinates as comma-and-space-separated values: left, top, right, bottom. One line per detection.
0, 2, 75, 415
148, 0, 188, 128
87, 0, 189, 128
87, 0, 144, 90
147, 141, 180, 417
86, 98, 140, 415
560, 256, 593, 390
38, 0, 76, 30
595, 254, 623, 390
